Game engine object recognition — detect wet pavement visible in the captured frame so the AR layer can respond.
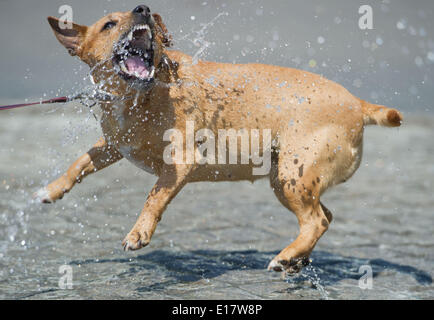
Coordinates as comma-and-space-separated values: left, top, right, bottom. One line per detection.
0, 104, 433, 299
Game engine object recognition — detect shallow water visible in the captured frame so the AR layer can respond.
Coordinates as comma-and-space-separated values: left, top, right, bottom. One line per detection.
0, 104, 433, 299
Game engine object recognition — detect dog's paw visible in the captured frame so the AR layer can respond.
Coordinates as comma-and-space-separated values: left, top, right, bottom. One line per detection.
122, 230, 150, 251
267, 256, 311, 274
33, 187, 54, 204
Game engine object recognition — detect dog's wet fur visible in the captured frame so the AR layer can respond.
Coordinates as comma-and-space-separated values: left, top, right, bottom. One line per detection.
39, 5, 403, 274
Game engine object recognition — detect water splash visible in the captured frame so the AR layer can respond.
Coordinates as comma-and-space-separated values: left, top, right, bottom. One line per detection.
177, 12, 229, 65
286, 264, 330, 299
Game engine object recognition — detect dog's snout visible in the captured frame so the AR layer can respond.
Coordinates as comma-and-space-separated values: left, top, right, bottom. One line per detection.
133, 5, 151, 18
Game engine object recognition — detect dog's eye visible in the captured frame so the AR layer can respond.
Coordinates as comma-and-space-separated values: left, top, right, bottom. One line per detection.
101, 21, 117, 31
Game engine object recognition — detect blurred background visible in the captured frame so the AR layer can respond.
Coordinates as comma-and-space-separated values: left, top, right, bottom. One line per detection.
0, 0, 433, 114
0, 0, 433, 299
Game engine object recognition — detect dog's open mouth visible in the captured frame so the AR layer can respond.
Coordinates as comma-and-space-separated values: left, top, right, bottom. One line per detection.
112, 24, 155, 83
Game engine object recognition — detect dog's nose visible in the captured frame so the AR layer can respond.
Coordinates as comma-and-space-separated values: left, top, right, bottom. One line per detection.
132, 5, 151, 18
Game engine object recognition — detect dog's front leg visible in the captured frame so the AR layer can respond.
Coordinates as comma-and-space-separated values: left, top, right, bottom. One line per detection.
122, 163, 194, 251
35, 137, 122, 203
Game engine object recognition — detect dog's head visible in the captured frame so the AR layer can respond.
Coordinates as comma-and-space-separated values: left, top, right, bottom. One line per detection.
48, 5, 171, 89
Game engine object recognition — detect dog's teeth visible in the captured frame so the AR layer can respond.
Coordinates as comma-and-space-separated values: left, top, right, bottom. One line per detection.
133, 25, 146, 31
149, 67, 155, 78
120, 61, 128, 73
128, 32, 133, 41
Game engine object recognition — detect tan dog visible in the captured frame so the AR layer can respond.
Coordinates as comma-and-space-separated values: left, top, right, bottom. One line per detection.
38, 5, 402, 274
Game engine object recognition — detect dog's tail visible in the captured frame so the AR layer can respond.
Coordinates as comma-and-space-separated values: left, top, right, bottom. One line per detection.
361, 100, 403, 127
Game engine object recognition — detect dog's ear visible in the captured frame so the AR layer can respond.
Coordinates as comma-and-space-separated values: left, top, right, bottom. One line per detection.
152, 13, 172, 47
47, 16, 87, 56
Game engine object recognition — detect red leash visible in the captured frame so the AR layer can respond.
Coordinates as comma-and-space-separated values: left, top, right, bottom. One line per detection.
0, 96, 69, 111
0, 90, 129, 112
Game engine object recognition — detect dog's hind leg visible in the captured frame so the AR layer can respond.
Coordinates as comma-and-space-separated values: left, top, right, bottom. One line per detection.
268, 145, 332, 274
122, 163, 194, 251
35, 137, 123, 203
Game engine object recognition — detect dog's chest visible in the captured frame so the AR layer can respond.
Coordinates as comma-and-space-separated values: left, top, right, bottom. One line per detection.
100, 103, 157, 174
117, 145, 155, 174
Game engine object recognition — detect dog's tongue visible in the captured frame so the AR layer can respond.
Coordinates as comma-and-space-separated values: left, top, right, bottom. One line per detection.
125, 56, 149, 78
